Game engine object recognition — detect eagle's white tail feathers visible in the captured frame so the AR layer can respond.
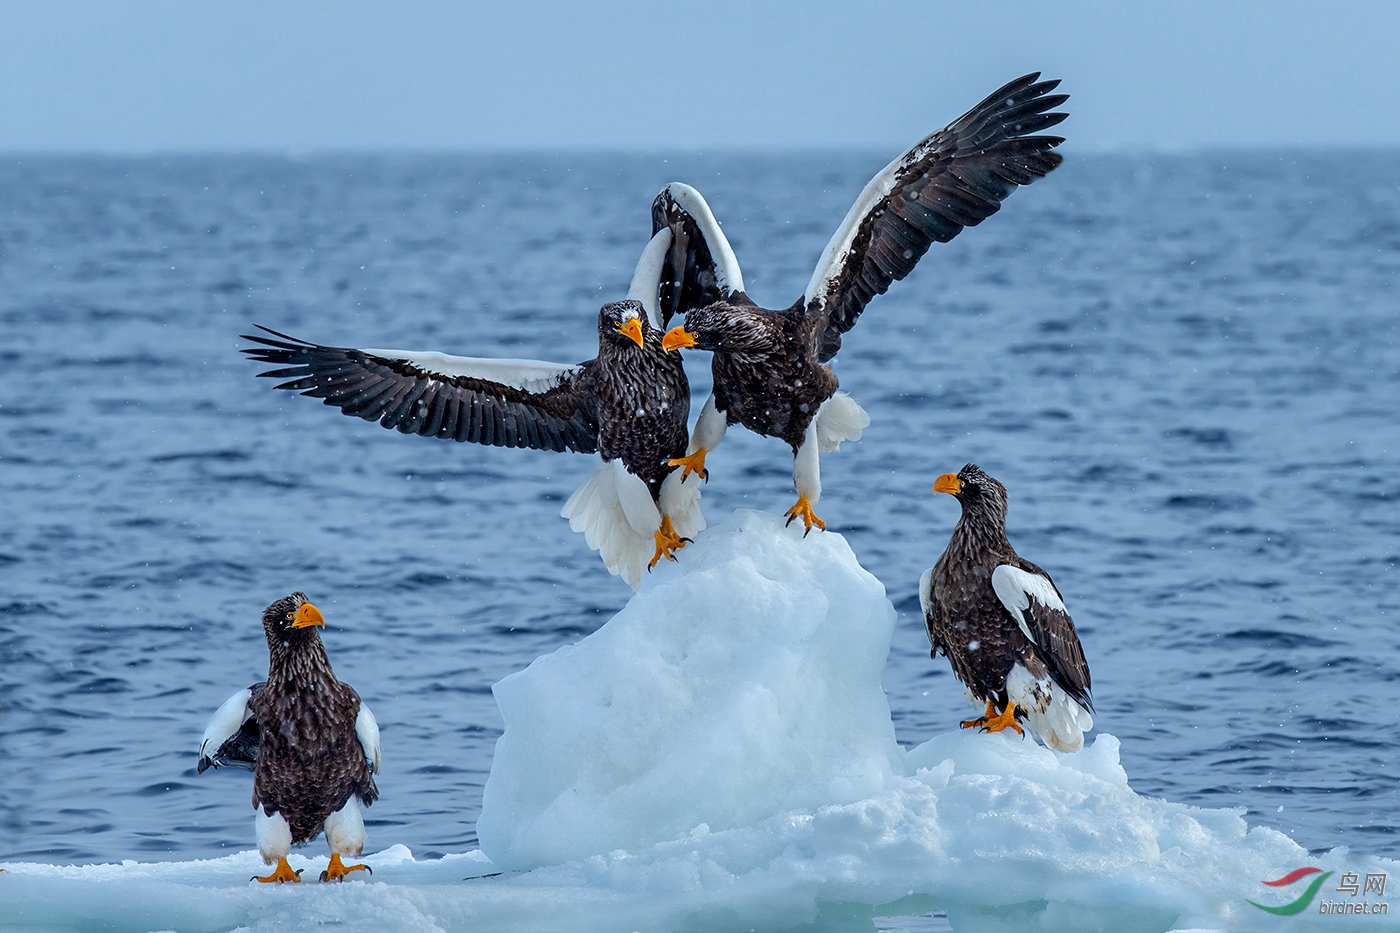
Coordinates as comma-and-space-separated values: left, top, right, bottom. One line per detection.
1029, 693, 1094, 754
814, 391, 870, 453
615, 461, 662, 536
659, 468, 706, 542
562, 460, 662, 590
1006, 663, 1093, 753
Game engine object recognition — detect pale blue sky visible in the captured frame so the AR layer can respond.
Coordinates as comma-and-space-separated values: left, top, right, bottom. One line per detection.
1, 0, 1397, 152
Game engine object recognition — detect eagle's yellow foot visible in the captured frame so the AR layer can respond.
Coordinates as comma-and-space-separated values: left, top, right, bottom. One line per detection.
980, 701, 1024, 736
648, 515, 690, 569
320, 852, 371, 883
960, 701, 996, 730
668, 449, 709, 482
784, 495, 826, 536
252, 857, 302, 884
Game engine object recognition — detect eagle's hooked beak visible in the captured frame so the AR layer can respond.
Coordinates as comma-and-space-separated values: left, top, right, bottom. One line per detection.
933, 473, 962, 495
616, 318, 645, 348
292, 602, 325, 629
662, 326, 698, 352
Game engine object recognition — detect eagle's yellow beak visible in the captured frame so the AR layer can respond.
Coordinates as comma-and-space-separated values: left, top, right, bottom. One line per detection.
292, 602, 325, 629
933, 473, 962, 495
617, 318, 645, 348
662, 326, 698, 352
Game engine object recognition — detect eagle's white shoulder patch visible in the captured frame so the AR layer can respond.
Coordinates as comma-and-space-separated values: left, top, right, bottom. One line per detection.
199, 687, 253, 762
802, 148, 909, 308
918, 567, 934, 618
355, 702, 381, 774
625, 226, 673, 330
991, 564, 1066, 646
359, 350, 581, 395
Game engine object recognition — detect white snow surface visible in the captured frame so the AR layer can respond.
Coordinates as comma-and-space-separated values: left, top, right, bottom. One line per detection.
3, 511, 1394, 933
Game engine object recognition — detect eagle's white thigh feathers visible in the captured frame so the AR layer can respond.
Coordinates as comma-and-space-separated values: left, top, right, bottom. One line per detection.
199, 687, 252, 763
562, 458, 662, 590
324, 796, 368, 858
991, 564, 1066, 646
659, 467, 705, 542
355, 702, 381, 774
688, 394, 728, 458
814, 391, 869, 453
792, 420, 823, 505
255, 806, 293, 864
1006, 663, 1094, 753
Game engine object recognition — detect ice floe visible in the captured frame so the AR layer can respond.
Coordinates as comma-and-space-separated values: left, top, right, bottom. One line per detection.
2, 511, 1393, 932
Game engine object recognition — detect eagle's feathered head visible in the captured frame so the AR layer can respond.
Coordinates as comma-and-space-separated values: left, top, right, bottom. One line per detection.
261, 591, 326, 647
661, 303, 774, 355
599, 300, 649, 350
933, 463, 1009, 522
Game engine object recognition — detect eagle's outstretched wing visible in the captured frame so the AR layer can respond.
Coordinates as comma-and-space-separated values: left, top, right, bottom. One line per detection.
805, 73, 1067, 361
242, 327, 600, 454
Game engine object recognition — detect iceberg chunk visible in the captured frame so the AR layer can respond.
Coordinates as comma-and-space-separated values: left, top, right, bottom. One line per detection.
478, 509, 905, 869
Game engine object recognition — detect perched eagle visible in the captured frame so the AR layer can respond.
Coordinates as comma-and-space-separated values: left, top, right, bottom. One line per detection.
198, 593, 382, 883
921, 465, 1093, 752
241, 227, 702, 588
656, 73, 1067, 532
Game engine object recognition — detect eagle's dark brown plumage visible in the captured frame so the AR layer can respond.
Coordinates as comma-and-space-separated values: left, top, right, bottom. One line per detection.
655, 74, 1068, 532
921, 465, 1094, 752
198, 593, 381, 882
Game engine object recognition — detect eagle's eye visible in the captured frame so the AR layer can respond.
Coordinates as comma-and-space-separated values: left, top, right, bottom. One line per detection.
284, 611, 294, 621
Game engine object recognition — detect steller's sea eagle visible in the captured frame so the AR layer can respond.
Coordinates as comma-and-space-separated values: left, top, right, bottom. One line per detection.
656, 73, 1068, 532
198, 593, 382, 882
921, 465, 1094, 753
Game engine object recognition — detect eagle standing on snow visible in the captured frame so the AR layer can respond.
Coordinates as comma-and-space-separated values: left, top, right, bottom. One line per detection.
921, 465, 1094, 752
241, 228, 702, 588
657, 73, 1068, 532
198, 593, 382, 883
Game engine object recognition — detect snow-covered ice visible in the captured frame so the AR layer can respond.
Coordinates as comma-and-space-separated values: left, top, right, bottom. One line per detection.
2, 511, 1394, 932
478, 508, 904, 869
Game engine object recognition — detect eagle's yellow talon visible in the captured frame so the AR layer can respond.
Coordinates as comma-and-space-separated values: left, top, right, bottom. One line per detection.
783, 495, 826, 535
253, 857, 302, 884
960, 701, 996, 730
980, 701, 1024, 736
320, 852, 371, 883
648, 515, 689, 569
668, 449, 709, 482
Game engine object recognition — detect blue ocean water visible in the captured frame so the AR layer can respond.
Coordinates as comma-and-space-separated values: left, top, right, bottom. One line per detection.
0, 151, 1396, 865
